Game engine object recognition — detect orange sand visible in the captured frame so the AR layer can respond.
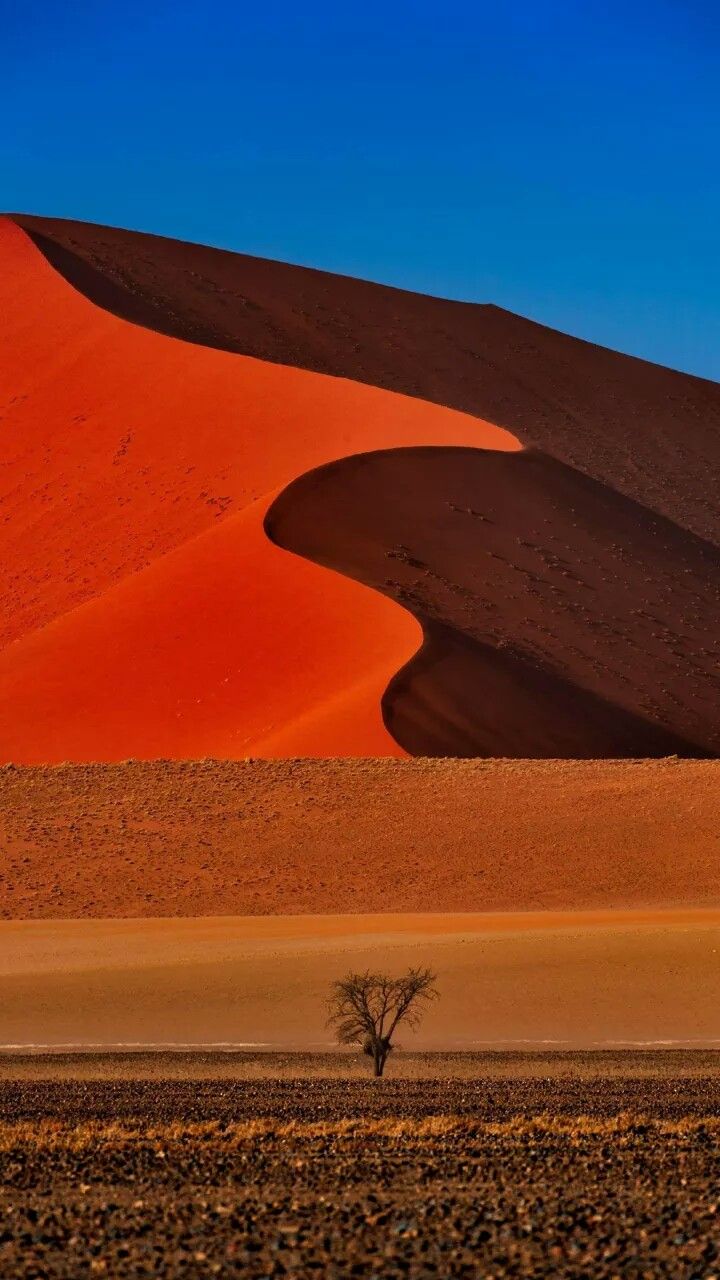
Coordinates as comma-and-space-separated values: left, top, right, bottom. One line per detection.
0, 218, 517, 761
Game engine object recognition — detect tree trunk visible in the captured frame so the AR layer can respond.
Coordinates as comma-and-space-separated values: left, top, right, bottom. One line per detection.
374, 1048, 386, 1078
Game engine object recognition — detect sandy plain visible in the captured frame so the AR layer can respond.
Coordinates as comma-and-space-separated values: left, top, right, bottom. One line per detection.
1, 908, 719, 1051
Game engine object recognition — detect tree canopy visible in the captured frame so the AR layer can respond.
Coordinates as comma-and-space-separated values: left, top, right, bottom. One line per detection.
327, 967, 438, 1076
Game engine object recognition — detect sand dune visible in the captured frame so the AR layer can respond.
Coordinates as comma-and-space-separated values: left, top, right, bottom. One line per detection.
3, 218, 718, 1060
267, 447, 720, 758
0, 217, 513, 761
1, 758, 717, 919
2, 213, 718, 760
2, 910, 719, 1050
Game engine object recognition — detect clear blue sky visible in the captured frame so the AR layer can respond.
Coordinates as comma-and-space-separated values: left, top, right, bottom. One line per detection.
3, 1, 719, 379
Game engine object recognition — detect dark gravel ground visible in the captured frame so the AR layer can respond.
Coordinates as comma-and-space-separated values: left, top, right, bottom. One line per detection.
3, 1078, 720, 1277
3, 1075, 720, 1123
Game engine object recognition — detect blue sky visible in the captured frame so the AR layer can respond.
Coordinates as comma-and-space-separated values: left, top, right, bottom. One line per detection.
3, 1, 719, 379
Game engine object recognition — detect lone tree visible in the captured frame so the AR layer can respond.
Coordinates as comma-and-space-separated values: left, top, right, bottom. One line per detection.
327, 967, 438, 1077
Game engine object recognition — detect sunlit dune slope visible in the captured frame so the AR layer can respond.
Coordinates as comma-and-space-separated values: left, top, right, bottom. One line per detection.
0, 497, 420, 762
267, 447, 720, 758
0, 217, 515, 761
15, 213, 720, 546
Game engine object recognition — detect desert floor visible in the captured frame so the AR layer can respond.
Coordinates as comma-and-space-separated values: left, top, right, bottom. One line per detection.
3, 1071, 720, 1277
2, 908, 719, 1051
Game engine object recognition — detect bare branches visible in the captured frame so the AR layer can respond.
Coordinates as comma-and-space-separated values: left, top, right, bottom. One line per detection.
327, 968, 438, 1075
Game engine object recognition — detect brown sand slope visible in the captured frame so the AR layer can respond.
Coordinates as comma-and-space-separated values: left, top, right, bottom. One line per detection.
2, 910, 719, 1049
14, 213, 720, 545
1, 759, 717, 919
266, 447, 720, 758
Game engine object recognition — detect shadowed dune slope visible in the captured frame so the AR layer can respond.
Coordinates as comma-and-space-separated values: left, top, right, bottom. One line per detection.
0, 217, 515, 761
1, 759, 717, 919
14, 213, 720, 546
266, 447, 720, 758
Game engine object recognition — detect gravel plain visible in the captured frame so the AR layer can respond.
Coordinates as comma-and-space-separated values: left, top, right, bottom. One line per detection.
3, 1069, 720, 1277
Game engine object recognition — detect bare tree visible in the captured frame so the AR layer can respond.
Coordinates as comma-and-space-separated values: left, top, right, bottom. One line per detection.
327, 968, 438, 1077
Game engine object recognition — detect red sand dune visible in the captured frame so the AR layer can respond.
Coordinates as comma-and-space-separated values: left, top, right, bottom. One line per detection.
0, 217, 514, 762
2, 214, 719, 761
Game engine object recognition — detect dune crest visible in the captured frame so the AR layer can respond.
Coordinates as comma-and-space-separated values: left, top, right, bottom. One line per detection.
15, 212, 720, 546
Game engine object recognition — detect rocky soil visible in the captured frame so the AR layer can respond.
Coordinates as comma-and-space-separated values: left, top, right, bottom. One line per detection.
2, 1076, 720, 1276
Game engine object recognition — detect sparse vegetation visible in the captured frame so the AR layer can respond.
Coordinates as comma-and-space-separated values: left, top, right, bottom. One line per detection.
327, 968, 438, 1076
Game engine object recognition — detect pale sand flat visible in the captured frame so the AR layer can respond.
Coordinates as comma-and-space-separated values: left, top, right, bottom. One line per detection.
1, 910, 719, 1050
